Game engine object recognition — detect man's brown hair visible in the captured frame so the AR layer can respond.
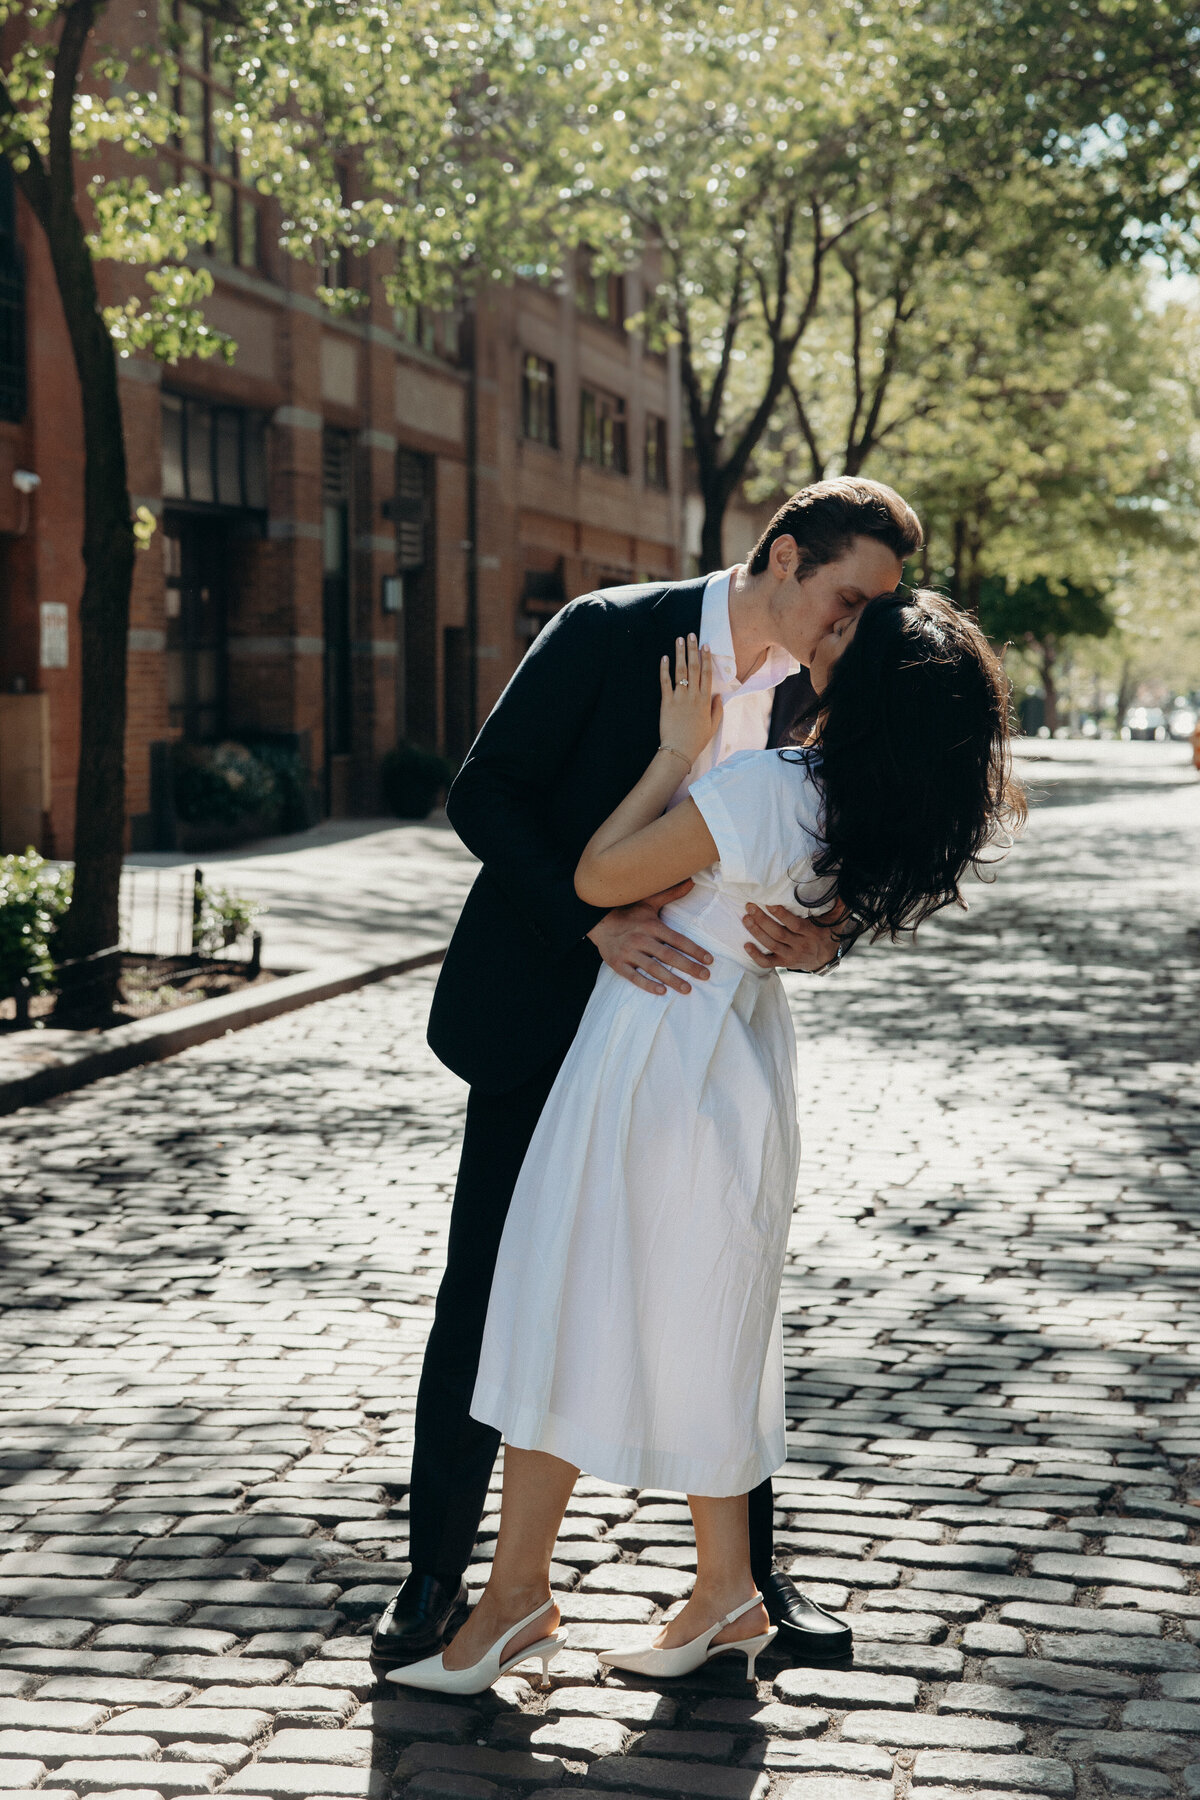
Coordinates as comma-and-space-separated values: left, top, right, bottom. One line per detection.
747, 478, 922, 578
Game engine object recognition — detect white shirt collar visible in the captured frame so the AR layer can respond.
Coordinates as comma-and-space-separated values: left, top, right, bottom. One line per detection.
700, 566, 803, 696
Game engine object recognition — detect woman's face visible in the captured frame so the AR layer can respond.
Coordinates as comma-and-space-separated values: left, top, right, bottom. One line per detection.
808, 610, 861, 694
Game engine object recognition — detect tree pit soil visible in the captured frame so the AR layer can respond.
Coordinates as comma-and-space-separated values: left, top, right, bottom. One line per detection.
0, 953, 278, 1033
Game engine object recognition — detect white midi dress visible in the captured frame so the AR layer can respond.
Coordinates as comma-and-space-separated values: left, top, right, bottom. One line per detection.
470, 749, 831, 1498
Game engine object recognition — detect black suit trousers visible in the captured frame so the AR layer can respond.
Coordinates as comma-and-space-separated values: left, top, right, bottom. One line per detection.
408, 1052, 779, 1589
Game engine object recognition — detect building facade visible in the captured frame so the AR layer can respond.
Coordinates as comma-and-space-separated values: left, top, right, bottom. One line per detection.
0, 11, 685, 856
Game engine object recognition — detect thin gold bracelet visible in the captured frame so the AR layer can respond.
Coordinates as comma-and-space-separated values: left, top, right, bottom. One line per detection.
658, 743, 692, 769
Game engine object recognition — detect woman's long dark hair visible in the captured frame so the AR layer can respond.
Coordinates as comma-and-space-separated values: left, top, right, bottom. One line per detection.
790, 588, 1026, 942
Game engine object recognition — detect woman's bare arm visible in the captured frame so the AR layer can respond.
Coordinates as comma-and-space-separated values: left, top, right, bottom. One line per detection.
576, 635, 722, 907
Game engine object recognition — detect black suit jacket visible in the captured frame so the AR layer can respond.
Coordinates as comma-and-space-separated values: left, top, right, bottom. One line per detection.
427, 577, 817, 1094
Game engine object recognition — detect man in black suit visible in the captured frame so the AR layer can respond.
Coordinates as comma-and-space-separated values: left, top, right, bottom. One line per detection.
372, 478, 922, 1669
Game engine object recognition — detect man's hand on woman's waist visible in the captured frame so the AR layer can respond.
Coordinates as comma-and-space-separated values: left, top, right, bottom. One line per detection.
586, 882, 713, 997
742, 903, 844, 974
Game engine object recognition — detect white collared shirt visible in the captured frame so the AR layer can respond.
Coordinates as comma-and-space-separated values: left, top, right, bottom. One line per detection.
669, 566, 803, 806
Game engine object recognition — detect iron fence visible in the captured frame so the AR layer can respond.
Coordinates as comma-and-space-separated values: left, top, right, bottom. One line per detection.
118, 864, 200, 959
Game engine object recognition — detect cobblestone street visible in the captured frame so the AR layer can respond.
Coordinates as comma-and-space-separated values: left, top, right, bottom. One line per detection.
0, 743, 1198, 1800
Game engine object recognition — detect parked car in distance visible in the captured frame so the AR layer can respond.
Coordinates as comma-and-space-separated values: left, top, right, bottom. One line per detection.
1123, 707, 1167, 741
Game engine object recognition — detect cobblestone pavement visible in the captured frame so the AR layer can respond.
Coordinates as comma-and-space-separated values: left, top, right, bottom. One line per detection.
0, 743, 1197, 1800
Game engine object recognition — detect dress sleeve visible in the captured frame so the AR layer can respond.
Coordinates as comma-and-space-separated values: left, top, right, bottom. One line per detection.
690, 748, 831, 905
687, 750, 779, 886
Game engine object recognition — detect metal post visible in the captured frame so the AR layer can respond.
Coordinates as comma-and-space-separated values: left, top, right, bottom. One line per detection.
191, 866, 204, 956
249, 930, 262, 980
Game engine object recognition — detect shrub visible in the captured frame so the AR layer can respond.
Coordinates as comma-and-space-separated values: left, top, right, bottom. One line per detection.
194, 883, 263, 955
380, 741, 455, 819
173, 741, 283, 828
247, 742, 313, 833
0, 850, 72, 997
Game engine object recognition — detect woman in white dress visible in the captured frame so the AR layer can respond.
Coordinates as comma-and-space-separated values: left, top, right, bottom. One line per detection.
391, 588, 1024, 1694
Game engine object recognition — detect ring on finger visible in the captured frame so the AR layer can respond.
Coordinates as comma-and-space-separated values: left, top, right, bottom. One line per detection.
678, 677, 689, 687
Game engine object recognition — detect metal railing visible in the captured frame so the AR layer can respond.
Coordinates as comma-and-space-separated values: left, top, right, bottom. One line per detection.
118, 865, 200, 959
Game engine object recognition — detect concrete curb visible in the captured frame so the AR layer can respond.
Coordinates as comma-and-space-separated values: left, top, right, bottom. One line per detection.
0, 946, 446, 1117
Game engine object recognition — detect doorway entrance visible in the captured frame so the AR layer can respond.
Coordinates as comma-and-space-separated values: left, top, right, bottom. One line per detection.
394, 448, 436, 748
163, 515, 229, 743
322, 432, 354, 814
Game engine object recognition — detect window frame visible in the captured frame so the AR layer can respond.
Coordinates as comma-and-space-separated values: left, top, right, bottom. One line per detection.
579, 384, 628, 475
162, 393, 269, 512
521, 352, 559, 449
167, 0, 262, 273
644, 413, 669, 491
576, 251, 626, 331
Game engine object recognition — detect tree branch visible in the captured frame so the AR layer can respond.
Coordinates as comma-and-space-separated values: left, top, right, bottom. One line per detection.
704, 241, 745, 438
786, 372, 825, 484
47, 0, 98, 215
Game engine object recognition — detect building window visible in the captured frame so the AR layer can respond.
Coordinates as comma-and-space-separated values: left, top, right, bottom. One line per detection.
645, 414, 668, 490
0, 161, 25, 423
522, 353, 558, 448
579, 386, 627, 474
395, 299, 460, 362
394, 448, 437, 749
162, 394, 268, 510
319, 164, 353, 294
577, 251, 625, 329
168, 1, 261, 272
321, 431, 353, 768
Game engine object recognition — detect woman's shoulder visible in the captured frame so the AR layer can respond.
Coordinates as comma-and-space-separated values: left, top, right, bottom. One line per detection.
712, 745, 827, 824
772, 746, 824, 827
697, 746, 822, 821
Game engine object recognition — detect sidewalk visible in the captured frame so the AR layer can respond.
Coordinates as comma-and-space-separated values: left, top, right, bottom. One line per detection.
0, 813, 478, 1112
125, 812, 479, 973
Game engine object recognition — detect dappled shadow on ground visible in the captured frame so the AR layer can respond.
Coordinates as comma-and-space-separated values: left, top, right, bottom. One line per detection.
775, 778, 1200, 1492
2, 884, 1200, 1787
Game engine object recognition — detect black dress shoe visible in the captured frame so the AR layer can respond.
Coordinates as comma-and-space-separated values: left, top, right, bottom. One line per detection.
760, 1571, 852, 1663
369, 1573, 471, 1670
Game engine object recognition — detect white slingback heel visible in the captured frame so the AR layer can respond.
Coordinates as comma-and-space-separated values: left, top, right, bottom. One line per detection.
599, 1590, 776, 1681
384, 1595, 565, 1695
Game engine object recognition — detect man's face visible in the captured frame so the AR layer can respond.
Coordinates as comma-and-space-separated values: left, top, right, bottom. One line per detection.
808, 609, 861, 695
767, 536, 904, 667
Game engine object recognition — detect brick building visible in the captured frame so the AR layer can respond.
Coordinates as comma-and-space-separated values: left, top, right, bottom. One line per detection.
0, 11, 685, 857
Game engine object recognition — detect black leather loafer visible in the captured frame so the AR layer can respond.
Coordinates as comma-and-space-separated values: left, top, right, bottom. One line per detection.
761, 1570, 853, 1663
369, 1573, 471, 1671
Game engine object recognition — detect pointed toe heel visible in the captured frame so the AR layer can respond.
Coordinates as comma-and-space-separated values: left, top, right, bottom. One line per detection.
599, 1592, 771, 1682
385, 1597, 563, 1695
708, 1625, 776, 1680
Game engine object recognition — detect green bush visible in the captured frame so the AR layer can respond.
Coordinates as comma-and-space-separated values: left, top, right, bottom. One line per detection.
194, 882, 263, 955
0, 850, 72, 997
248, 742, 313, 833
173, 741, 283, 828
380, 741, 455, 819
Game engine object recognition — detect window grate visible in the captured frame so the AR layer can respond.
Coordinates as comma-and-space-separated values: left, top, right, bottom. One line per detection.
394, 449, 429, 570
322, 430, 352, 504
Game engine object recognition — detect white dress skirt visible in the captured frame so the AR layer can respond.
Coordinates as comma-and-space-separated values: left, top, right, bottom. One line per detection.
470, 749, 831, 1498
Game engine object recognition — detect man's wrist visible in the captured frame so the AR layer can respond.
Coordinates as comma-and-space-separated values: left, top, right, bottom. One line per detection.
814, 940, 848, 976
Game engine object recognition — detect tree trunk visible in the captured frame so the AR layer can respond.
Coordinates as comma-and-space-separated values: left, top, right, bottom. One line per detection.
949, 517, 966, 606
18, 161, 136, 1018
1115, 657, 1137, 732
1039, 635, 1058, 735
698, 487, 727, 577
